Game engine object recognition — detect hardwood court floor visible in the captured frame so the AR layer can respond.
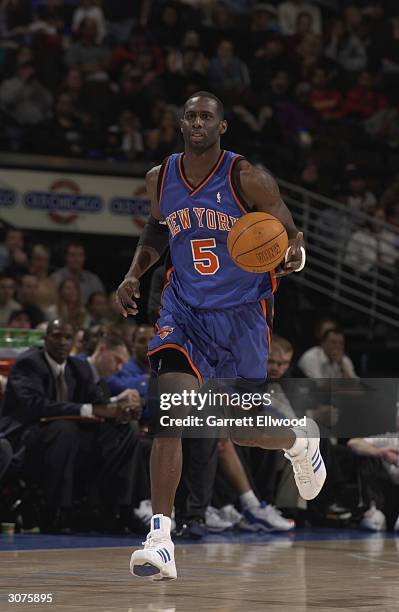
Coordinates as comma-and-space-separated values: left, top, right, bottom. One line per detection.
1, 531, 399, 612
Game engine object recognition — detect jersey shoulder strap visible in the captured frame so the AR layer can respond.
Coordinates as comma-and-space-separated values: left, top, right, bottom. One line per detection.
156, 156, 171, 204
230, 155, 252, 213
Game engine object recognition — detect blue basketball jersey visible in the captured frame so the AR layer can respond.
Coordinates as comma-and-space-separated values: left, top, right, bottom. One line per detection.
160, 150, 275, 310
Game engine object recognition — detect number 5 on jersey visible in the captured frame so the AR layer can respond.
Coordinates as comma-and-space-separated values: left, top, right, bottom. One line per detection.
191, 238, 220, 275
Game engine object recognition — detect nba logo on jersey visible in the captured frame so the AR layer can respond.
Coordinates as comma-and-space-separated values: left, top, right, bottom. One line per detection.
157, 325, 174, 340
217, 192, 221, 203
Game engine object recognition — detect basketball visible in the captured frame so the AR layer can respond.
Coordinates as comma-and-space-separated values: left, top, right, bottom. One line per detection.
227, 212, 289, 273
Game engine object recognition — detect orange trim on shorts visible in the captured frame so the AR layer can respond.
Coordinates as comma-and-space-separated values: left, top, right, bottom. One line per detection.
158, 157, 170, 206
147, 343, 203, 385
228, 155, 248, 215
260, 298, 271, 351
269, 270, 277, 293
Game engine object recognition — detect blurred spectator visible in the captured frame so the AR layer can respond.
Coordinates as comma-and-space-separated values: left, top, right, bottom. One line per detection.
208, 39, 250, 98
310, 66, 344, 120
298, 328, 358, 378
59, 68, 93, 128
295, 32, 323, 81
163, 31, 208, 102
146, 108, 181, 162
46, 279, 87, 329
45, 92, 87, 157
268, 335, 295, 382
263, 69, 291, 111
103, 0, 152, 44
28, 245, 57, 311
344, 71, 386, 119
0, 228, 28, 275
107, 324, 154, 399
248, 3, 278, 54
314, 190, 356, 252
325, 18, 367, 72
0, 276, 20, 327
207, 2, 239, 51
250, 35, 294, 93
50, 242, 105, 304
72, 0, 107, 44
287, 10, 315, 56
1, 0, 32, 37
86, 291, 110, 327
364, 97, 399, 149
345, 168, 377, 213
280, 81, 321, 143
117, 110, 144, 161
86, 334, 131, 390
16, 274, 45, 327
380, 15, 399, 73
154, 3, 182, 48
278, 0, 322, 36
7, 309, 32, 329
0, 58, 52, 126
65, 18, 110, 81
344, 207, 397, 273
110, 26, 164, 80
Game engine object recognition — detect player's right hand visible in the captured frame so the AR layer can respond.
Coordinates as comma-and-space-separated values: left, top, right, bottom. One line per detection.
115, 276, 140, 317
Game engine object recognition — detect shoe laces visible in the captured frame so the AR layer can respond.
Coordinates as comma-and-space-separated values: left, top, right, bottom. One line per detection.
286, 450, 312, 485
142, 532, 163, 549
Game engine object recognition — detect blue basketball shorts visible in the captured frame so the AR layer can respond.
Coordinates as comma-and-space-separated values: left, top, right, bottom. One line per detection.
148, 285, 271, 383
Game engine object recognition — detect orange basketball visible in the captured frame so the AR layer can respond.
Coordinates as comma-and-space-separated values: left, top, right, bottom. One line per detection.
227, 212, 288, 273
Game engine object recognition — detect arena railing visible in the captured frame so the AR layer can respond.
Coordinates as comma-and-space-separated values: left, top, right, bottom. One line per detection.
277, 178, 399, 331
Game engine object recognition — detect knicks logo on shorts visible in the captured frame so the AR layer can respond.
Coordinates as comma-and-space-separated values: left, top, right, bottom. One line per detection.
157, 325, 174, 340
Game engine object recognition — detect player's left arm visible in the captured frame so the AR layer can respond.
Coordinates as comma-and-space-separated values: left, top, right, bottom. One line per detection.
237, 161, 305, 276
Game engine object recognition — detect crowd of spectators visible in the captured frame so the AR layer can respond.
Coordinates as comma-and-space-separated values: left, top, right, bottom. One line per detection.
0, 0, 398, 190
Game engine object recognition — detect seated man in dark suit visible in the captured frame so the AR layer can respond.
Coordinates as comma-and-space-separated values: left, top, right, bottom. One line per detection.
1, 319, 143, 532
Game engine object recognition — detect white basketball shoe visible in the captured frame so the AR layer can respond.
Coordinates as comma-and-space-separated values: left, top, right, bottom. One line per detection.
284, 417, 327, 501
130, 514, 177, 581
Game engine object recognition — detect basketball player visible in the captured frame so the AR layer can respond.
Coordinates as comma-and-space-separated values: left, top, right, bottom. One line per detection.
116, 92, 326, 581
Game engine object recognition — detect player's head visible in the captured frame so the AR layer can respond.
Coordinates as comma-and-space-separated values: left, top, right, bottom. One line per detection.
181, 91, 227, 153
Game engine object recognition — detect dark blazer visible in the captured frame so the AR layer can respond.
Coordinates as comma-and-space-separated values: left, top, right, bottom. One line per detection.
0, 347, 105, 434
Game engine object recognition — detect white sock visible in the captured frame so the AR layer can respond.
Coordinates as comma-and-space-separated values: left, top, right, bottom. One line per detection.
240, 489, 260, 511
150, 513, 171, 535
284, 429, 307, 457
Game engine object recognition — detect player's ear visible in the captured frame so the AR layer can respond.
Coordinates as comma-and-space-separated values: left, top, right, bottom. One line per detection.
220, 120, 228, 135
180, 118, 184, 134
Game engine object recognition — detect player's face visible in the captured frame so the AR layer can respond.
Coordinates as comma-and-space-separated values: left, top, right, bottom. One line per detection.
181, 98, 227, 153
